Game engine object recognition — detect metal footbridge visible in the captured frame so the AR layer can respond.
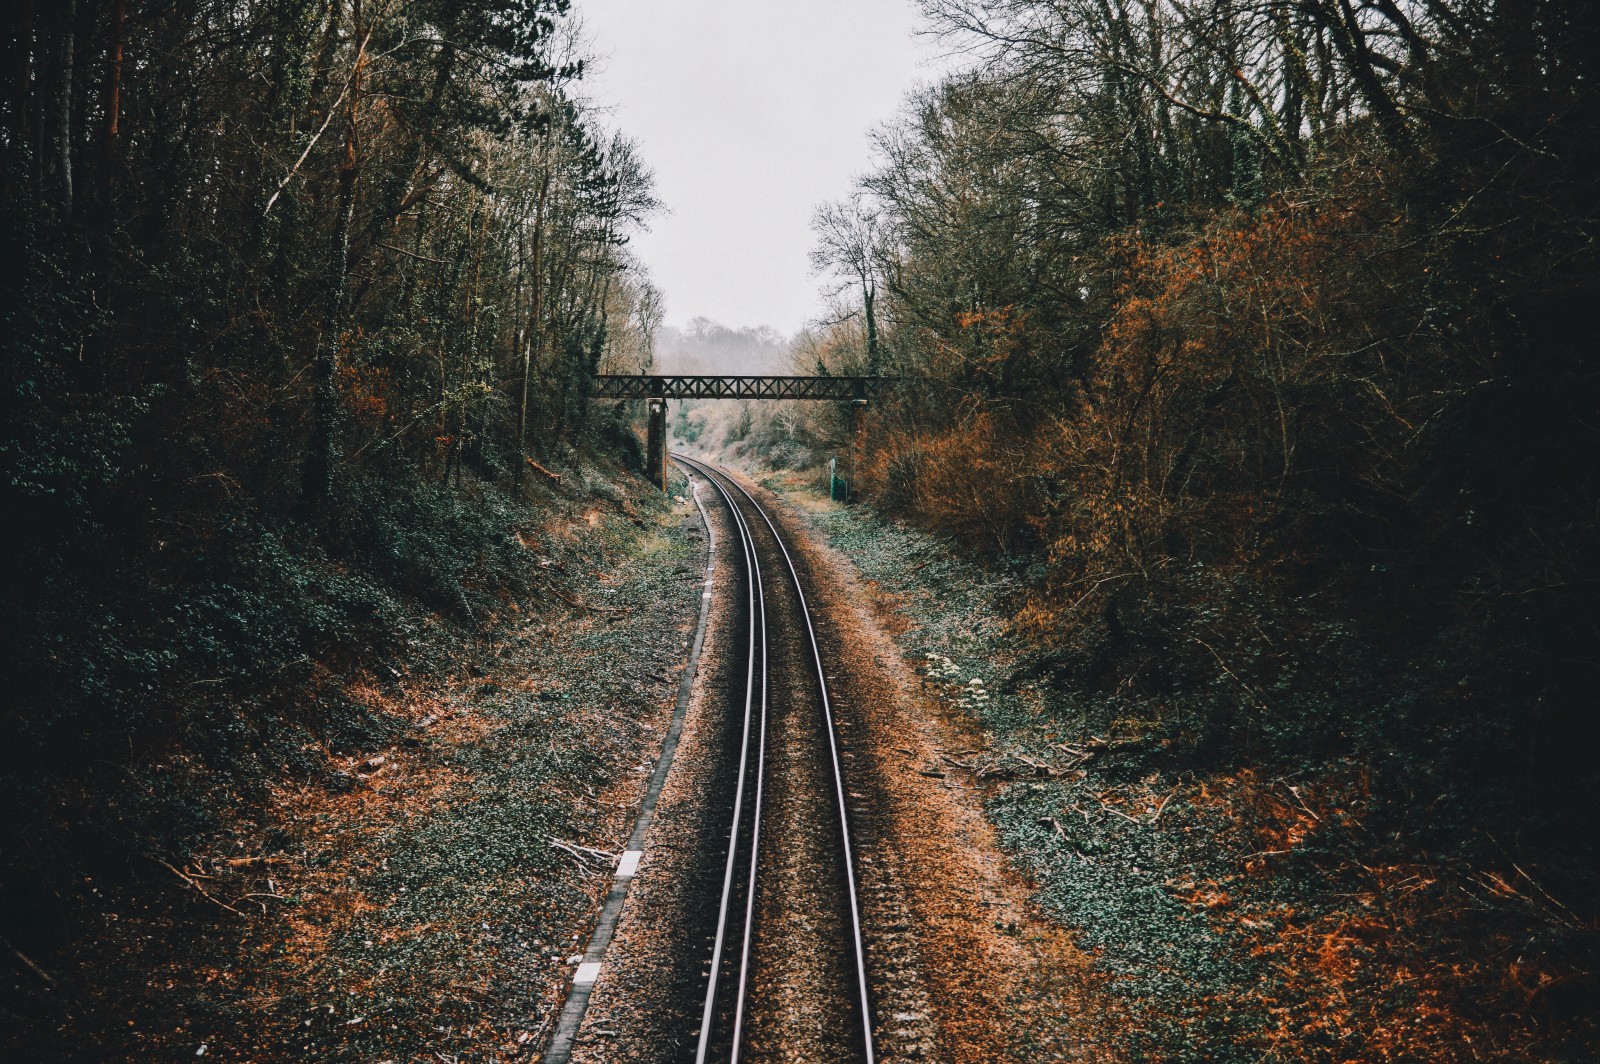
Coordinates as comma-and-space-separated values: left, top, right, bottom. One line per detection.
592, 375, 886, 402
593, 375, 889, 490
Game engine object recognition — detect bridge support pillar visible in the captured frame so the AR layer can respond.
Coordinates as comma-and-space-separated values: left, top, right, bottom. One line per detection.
646, 398, 668, 492
849, 399, 868, 494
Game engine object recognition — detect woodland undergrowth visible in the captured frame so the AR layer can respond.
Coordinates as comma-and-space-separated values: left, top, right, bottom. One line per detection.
788, 481, 1597, 1062
729, 2, 1600, 1056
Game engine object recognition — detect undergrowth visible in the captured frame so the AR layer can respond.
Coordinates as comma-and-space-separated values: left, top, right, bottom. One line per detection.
783, 477, 1600, 1062
0, 417, 661, 1042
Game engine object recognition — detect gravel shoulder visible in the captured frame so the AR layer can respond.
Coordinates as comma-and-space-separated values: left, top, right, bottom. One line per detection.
567, 473, 742, 1062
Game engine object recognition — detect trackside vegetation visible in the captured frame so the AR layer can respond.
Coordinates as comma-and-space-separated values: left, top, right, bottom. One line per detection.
768, 1, 1600, 1057
1, 1, 662, 1049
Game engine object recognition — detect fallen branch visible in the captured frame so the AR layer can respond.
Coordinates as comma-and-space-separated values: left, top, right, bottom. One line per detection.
961, 748, 1083, 780
1151, 784, 1183, 825
1039, 817, 1092, 863
1478, 869, 1588, 930
1097, 797, 1143, 826
1511, 863, 1590, 929
238, 891, 290, 916
2, 934, 56, 986
1283, 782, 1321, 822
549, 838, 615, 866
153, 857, 246, 917
224, 855, 287, 869
525, 457, 562, 485
1190, 635, 1270, 712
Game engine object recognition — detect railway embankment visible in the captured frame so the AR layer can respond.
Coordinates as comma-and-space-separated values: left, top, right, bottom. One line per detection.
766, 470, 1599, 1063
13, 449, 1593, 1062
3, 469, 710, 1062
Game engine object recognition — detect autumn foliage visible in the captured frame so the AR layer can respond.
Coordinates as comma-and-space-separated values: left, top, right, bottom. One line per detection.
817, 0, 1600, 1056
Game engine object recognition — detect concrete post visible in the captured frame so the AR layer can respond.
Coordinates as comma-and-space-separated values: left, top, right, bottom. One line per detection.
646, 398, 668, 491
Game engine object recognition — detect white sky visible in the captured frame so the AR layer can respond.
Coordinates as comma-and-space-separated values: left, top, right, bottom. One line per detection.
575, 0, 935, 337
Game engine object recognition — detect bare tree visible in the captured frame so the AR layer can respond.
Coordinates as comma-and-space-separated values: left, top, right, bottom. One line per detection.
811, 193, 885, 373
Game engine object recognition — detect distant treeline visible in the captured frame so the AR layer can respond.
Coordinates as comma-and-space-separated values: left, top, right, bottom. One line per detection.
806, 1, 1599, 810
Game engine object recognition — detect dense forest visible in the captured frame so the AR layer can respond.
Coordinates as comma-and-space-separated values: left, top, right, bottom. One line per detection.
1, 0, 661, 1031
786, 0, 1600, 1047
800, 0, 1599, 836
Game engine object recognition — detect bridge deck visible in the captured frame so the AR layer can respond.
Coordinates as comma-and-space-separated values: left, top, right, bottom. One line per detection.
592, 375, 885, 401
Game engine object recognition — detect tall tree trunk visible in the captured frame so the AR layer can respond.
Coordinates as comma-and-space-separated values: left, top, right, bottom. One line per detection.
6, 0, 34, 201
864, 277, 880, 374
303, 3, 364, 515
1317, 0, 1412, 153
55, 0, 76, 221
100, 0, 123, 197
463, 195, 487, 471
516, 166, 550, 481
304, 147, 357, 514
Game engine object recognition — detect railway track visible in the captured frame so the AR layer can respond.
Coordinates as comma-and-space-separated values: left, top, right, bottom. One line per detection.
672, 454, 876, 1064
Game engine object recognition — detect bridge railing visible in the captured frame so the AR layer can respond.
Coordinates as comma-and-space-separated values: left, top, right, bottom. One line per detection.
592, 375, 890, 401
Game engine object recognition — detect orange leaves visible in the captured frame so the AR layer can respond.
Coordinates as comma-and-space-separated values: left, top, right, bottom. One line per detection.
340, 363, 391, 425
946, 304, 1041, 384
953, 306, 1024, 332
1168, 880, 1234, 911
864, 405, 1066, 561
994, 193, 1416, 640
875, 187, 1444, 694
1156, 765, 1525, 1063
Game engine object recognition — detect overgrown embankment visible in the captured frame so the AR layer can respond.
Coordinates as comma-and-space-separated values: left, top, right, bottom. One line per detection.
774, 472, 1598, 1062
764, 7, 1600, 1055
2, 459, 704, 1060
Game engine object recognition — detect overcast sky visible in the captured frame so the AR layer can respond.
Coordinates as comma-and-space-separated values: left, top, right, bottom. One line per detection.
576, 0, 935, 337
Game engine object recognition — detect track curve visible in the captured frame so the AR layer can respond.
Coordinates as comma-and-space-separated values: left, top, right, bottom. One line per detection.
674, 454, 876, 1064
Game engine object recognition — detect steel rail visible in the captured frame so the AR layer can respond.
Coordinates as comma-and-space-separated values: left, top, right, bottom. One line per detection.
682, 459, 769, 1064
674, 453, 877, 1064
